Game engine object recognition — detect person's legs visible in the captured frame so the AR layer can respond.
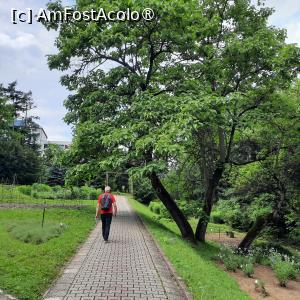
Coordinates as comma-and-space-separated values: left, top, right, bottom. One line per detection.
100, 214, 106, 240
103, 213, 112, 241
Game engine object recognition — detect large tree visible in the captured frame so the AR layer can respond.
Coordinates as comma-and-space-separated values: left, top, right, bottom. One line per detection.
0, 91, 13, 136
0, 140, 42, 184
0, 82, 41, 183
0, 82, 39, 149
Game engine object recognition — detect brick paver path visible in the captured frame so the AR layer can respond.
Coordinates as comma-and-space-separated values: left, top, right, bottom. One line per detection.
43, 196, 189, 300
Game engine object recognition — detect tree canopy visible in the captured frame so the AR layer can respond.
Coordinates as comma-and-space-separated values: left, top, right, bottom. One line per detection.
0, 82, 41, 184
44, 0, 300, 244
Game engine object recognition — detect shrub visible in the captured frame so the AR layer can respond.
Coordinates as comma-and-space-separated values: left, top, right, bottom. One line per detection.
210, 211, 225, 224
270, 252, 297, 287
70, 187, 84, 199
252, 241, 294, 260
246, 247, 268, 265
149, 199, 201, 219
61, 189, 73, 200
216, 200, 251, 231
224, 254, 240, 272
219, 245, 255, 275
88, 189, 99, 200
38, 192, 56, 200
178, 200, 202, 218
80, 186, 91, 199
218, 245, 240, 272
273, 261, 296, 287
56, 188, 74, 199
52, 185, 63, 193
18, 185, 32, 196
80, 186, 100, 200
149, 202, 161, 215
31, 183, 52, 192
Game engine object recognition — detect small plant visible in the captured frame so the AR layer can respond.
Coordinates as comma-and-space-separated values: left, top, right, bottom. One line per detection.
223, 255, 240, 272
218, 245, 240, 272
270, 252, 297, 287
273, 261, 296, 287
218, 244, 234, 259
241, 261, 254, 277
254, 279, 269, 297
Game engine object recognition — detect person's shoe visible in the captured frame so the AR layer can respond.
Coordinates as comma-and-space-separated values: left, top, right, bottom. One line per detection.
104, 239, 108, 243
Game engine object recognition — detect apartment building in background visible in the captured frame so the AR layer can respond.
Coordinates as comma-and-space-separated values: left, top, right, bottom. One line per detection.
13, 119, 71, 154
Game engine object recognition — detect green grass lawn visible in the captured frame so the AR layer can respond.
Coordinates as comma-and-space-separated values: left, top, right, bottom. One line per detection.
0, 207, 95, 300
128, 197, 250, 300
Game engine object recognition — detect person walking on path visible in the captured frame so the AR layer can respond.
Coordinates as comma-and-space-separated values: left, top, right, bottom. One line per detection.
95, 186, 117, 242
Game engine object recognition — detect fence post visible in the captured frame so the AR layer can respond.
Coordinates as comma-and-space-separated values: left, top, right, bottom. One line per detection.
42, 200, 46, 228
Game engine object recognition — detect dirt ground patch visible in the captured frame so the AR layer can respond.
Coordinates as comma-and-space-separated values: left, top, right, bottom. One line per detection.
206, 232, 244, 247
207, 234, 300, 300
223, 264, 300, 300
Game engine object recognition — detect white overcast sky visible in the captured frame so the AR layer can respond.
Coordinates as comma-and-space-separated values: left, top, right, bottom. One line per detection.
0, 0, 300, 141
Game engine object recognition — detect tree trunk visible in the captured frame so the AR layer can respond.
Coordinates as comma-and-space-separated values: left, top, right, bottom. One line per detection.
195, 165, 224, 241
149, 172, 195, 241
238, 213, 273, 251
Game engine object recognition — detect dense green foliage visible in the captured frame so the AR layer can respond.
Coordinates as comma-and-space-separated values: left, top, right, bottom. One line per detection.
43, 0, 299, 245
149, 199, 201, 219
43, 144, 67, 186
0, 82, 42, 184
132, 176, 156, 204
0, 140, 42, 184
19, 183, 101, 200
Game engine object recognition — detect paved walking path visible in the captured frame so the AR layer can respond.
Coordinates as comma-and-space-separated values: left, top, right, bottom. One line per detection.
43, 196, 190, 300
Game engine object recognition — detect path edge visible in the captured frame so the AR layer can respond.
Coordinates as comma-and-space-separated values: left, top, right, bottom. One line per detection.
42, 223, 99, 300
127, 198, 194, 300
